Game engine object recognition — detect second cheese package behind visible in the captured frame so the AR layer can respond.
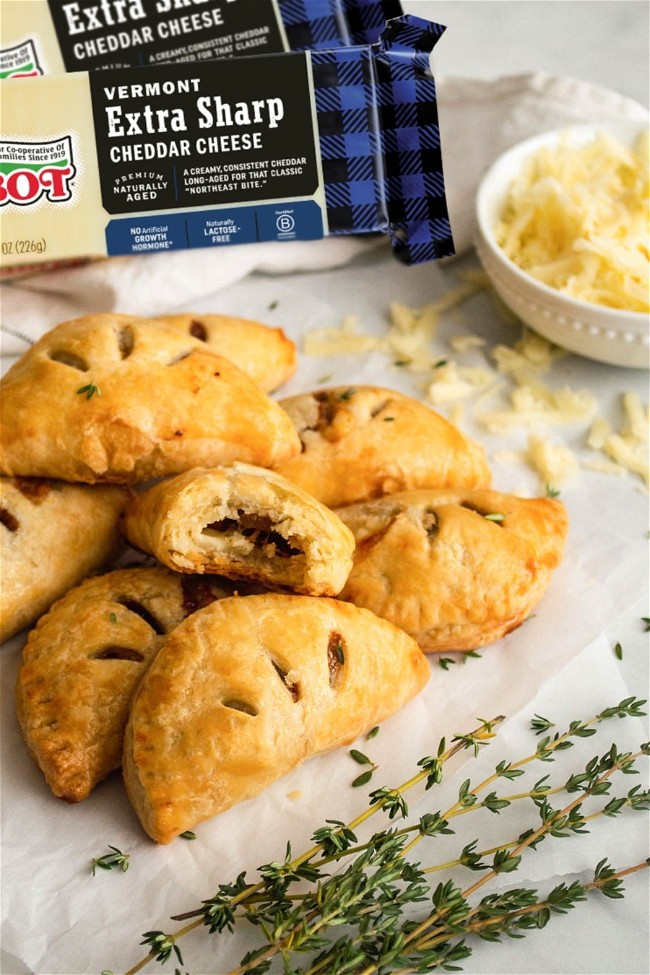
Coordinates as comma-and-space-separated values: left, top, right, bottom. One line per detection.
0, 15, 455, 270
0, 0, 404, 76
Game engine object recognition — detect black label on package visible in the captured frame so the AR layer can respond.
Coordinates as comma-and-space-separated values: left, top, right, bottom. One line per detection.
46, 0, 285, 71
88, 54, 320, 215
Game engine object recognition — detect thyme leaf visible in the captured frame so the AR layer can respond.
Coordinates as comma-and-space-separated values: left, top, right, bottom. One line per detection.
76, 382, 101, 400
349, 749, 373, 766
91, 845, 129, 876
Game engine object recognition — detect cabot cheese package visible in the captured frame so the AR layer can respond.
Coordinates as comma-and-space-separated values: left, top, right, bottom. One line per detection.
0, 0, 403, 76
0, 15, 455, 271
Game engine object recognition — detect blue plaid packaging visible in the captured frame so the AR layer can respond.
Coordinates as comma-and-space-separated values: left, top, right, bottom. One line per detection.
278, 0, 404, 50
314, 14, 454, 263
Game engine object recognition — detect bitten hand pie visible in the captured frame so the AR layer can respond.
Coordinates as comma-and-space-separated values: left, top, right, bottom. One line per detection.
0, 477, 127, 644
122, 594, 429, 843
273, 386, 491, 507
0, 314, 300, 484
123, 464, 355, 596
16, 567, 238, 802
337, 489, 568, 652
156, 313, 297, 392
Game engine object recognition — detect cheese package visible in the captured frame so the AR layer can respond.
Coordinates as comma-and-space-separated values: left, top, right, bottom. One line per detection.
0, 0, 403, 76
0, 14, 454, 271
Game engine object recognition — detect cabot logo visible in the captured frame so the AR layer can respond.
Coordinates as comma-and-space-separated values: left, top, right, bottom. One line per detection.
0, 39, 44, 79
0, 137, 77, 208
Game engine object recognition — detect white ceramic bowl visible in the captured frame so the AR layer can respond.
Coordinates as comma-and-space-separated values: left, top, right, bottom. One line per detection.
475, 123, 649, 370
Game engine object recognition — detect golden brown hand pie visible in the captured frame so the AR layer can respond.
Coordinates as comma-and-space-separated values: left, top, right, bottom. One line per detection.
0, 477, 128, 644
337, 489, 568, 652
155, 313, 296, 392
122, 594, 429, 843
16, 567, 239, 802
123, 464, 355, 596
0, 314, 300, 484
273, 385, 491, 507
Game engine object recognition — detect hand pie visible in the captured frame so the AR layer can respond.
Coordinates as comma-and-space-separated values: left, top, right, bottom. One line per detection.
337, 489, 568, 652
1, 477, 127, 644
0, 314, 300, 484
16, 567, 238, 802
155, 313, 296, 392
123, 464, 355, 596
122, 594, 429, 842
273, 386, 491, 507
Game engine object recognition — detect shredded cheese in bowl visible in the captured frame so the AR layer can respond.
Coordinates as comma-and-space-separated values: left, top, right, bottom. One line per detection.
495, 130, 649, 313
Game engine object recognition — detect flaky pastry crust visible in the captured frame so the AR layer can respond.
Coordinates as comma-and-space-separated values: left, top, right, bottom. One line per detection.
16, 567, 238, 801
274, 386, 491, 507
0, 314, 300, 483
0, 477, 127, 644
123, 464, 355, 596
156, 313, 296, 392
122, 594, 429, 843
337, 489, 568, 652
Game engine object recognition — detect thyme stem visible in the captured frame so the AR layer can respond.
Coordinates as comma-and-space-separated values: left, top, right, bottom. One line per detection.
118, 702, 647, 975
394, 748, 646, 962
410, 860, 650, 960
123, 717, 502, 975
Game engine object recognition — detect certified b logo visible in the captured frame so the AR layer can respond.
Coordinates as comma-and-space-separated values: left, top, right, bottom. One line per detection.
0, 137, 77, 208
276, 213, 295, 234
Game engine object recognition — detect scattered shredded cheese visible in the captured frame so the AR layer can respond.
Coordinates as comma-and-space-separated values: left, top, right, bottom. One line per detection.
495, 130, 650, 312
585, 394, 649, 486
478, 377, 597, 433
457, 267, 491, 289
450, 334, 486, 353
302, 314, 382, 356
389, 301, 437, 337
602, 434, 649, 485
428, 362, 495, 404
385, 302, 441, 369
621, 392, 649, 441
301, 277, 647, 493
582, 458, 628, 477
527, 434, 579, 487
586, 416, 613, 450
302, 282, 485, 373
492, 330, 564, 382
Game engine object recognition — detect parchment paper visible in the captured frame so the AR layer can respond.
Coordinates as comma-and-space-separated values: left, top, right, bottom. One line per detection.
1, 245, 648, 975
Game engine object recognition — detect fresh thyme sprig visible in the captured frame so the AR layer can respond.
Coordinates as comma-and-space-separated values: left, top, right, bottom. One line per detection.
123, 717, 501, 974
268, 727, 648, 975
119, 700, 648, 975
386, 744, 648, 973
91, 846, 130, 876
